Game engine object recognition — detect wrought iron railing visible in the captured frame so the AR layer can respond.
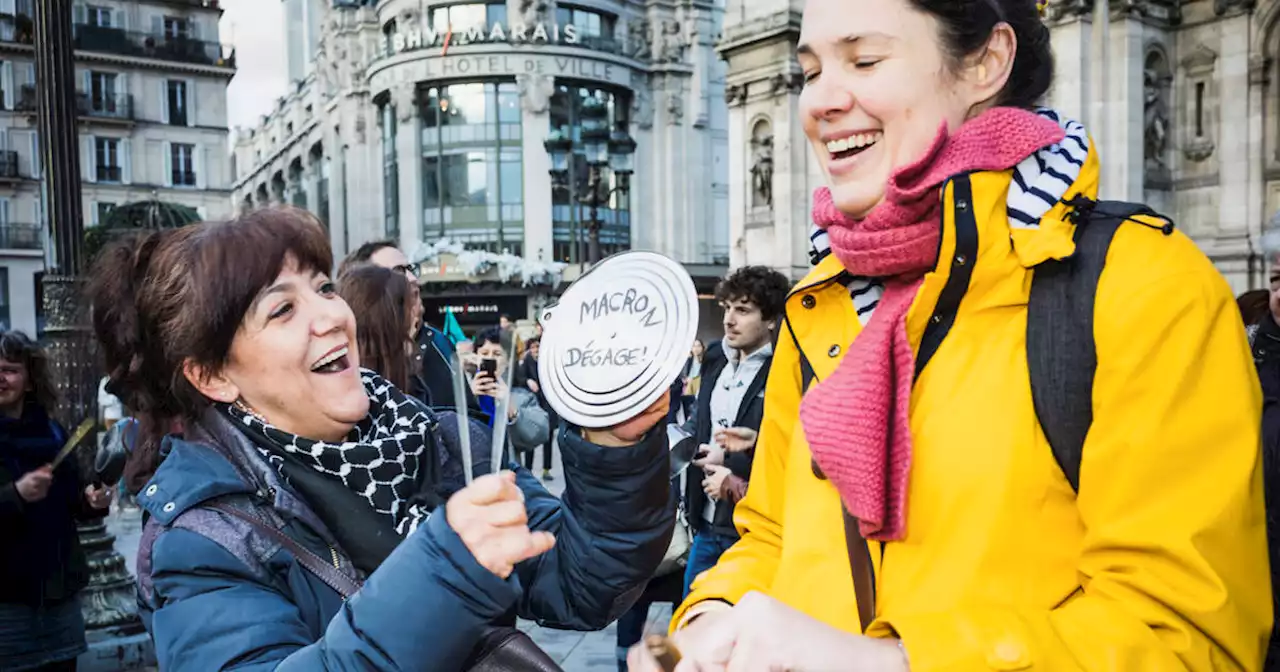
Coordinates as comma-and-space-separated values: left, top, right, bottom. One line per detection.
78, 92, 134, 120
0, 223, 43, 250
96, 165, 123, 183
153, 0, 222, 9
73, 24, 236, 68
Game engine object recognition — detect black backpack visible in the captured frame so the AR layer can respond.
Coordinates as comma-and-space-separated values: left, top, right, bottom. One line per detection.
789, 173, 1175, 632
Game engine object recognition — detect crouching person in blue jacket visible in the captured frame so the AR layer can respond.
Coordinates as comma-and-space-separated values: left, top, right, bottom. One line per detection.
87, 208, 674, 672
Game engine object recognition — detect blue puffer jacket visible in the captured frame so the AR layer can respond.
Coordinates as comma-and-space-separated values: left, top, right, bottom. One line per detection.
134, 408, 673, 671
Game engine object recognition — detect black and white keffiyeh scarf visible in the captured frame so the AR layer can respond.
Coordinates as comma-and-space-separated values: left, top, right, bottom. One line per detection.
226, 369, 437, 536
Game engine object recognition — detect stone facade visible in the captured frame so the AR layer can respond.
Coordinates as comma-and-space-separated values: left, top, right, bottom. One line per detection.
719, 0, 1280, 293
233, 0, 733, 319
0, 0, 236, 334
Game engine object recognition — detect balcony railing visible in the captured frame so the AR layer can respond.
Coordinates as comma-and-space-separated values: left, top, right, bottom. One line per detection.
172, 170, 197, 187
96, 165, 122, 183
73, 24, 236, 68
0, 223, 43, 250
17, 86, 135, 121
153, 0, 222, 9
77, 92, 134, 121
0, 150, 19, 179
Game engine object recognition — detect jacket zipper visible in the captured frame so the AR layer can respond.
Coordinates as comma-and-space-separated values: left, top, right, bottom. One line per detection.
328, 546, 340, 569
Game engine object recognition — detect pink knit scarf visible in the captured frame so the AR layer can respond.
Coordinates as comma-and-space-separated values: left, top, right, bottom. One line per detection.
800, 107, 1065, 541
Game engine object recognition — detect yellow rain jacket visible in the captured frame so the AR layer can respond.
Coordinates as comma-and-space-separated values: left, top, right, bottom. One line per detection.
673, 145, 1272, 670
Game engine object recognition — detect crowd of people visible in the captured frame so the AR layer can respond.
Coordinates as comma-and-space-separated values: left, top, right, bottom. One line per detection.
3, 0, 1279, 669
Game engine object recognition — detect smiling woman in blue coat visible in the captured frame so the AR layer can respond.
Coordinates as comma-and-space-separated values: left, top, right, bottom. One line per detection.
86, 208, 674, 672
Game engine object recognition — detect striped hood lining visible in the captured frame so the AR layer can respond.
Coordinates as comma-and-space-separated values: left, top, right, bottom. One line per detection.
808, 107, 1090, 263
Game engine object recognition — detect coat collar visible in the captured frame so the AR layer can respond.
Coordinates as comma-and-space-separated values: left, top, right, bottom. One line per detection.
137, 408, 280, 526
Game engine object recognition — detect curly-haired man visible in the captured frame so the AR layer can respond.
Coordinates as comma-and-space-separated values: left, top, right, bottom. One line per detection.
683, 265, 791, 594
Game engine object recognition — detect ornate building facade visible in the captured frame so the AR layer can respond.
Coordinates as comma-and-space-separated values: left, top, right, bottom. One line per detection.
721, 0, 1280, 294
0, 0, 235, 335
232, 0, 732, 329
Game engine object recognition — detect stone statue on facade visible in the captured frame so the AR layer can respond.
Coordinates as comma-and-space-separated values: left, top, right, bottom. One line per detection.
628, 19, 652, 61
519, 0, 550, 26
725, 84, 745, 107
1045, 0, 1095, 21
657, 21, 688, 63
517, 73, 555, 115
392, 87, 417, 125
1143, 67, 1168, 167
631, 85, 654, 128
750, 135, 773, 208
666, 91, 684, 126
314, 37, 334, 96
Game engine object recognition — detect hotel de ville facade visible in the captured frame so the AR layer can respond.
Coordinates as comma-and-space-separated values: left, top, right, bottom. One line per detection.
233, 0, 732, 335
234, 0, 1280, 317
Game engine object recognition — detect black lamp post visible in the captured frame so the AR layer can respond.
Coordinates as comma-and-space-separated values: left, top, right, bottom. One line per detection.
544, 98, 636, 265
34, 0, 150, 659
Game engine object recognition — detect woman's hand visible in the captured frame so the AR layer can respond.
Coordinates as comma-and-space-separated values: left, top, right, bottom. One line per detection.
702, 464, 731, 500
16, 465, 53, 503
85, 484, 114, 510
714, 427, 758, 453
693, 443, 725, 468
582, 395, 670, 448
470, 371, 507, 399
445, 471, 555, 579
701, 464, 731, 500
628, 592, 910, 672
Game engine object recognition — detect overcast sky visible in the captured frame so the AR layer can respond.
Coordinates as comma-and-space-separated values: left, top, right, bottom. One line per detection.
219, 0, 287, 132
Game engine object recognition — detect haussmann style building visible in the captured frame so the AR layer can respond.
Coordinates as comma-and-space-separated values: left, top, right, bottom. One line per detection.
0, 0, 236, 335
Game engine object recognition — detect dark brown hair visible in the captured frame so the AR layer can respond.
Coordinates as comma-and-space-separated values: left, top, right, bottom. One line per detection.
87, 207, 333, 492
913, 0, 1053, 109
338, 239, 399, 279
0, 330, 56, 413
715, 265, 792, 322
1239, 289, 1271, 328
338, 264, 415, 390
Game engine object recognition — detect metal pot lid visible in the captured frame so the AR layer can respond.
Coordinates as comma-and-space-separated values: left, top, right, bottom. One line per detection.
538, 251, 698, 429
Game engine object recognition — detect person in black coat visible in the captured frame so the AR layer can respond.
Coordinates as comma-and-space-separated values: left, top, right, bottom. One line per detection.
1247, 281, 1280, 671
340, 241, 485, 421
0, 331, 113, 672
679, 267, 789, 598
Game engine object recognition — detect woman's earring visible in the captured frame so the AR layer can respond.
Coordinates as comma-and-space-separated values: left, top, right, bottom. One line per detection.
234, 398, 269, 424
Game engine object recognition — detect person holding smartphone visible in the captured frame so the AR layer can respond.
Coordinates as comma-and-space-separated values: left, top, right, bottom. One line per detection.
469, 328, 549, 462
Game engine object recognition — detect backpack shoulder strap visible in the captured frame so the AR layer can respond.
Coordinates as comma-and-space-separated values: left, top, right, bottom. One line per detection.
1027, 199, 1161, 492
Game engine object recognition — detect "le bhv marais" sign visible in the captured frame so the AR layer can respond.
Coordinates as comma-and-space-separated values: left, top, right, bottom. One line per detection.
387, 21, 582, 54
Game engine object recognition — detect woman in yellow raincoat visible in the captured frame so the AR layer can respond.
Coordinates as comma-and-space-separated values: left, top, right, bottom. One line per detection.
630, 0, 1271, 669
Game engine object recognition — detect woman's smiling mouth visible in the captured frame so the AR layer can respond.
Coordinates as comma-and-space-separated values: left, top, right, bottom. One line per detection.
825, 131, 883, 161
311, 345, 352, 374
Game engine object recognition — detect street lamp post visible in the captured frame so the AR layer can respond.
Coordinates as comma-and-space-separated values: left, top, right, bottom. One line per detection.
544, 98, 636, 265
34, 2, 151, 668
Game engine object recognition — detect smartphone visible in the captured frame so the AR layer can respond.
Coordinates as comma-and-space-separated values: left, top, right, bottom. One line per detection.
480, 358, 498, 377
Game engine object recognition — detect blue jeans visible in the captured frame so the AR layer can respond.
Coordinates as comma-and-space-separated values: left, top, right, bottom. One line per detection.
682, 530, 738, 598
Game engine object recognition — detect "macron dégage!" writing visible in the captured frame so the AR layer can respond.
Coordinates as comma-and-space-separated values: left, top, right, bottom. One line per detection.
565, 289, 663, 369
